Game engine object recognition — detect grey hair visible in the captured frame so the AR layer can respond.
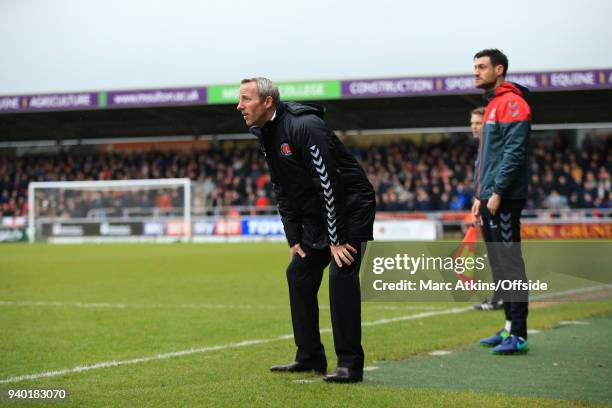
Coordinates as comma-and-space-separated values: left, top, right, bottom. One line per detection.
241, 77, 280, 106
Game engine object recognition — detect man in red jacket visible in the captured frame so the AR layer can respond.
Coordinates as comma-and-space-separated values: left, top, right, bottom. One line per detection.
471, 49, 531, 355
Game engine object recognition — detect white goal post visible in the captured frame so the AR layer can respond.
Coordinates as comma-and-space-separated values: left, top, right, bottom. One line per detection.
28, 178, 191, 243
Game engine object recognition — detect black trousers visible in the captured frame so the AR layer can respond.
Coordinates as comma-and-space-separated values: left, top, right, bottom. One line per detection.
480, 199, 529, 339
286, 242, 364, 370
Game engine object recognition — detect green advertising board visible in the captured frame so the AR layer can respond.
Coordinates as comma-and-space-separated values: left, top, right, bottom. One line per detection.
0, 227, 27, 243
98, 92, 107, 108
207, 80, 341, 104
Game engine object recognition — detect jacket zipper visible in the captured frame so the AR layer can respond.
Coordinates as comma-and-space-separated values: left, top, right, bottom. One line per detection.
476, 122, 484, 199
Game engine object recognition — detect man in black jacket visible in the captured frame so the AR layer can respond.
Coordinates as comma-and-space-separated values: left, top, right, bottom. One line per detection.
237, 77, 376, 383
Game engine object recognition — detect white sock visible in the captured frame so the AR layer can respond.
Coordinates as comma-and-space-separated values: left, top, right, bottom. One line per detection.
504, 321, 512, 332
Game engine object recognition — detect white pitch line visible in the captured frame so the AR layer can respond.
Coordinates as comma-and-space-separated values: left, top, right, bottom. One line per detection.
558, 320, 591, 326
429, 350, 452, 356
5, 282, 607, 313
0, 300, 444, 312
359, 305, 446, 311
0, 307, 471, 385
530, 284, 612, 301
0, 300, 282, 310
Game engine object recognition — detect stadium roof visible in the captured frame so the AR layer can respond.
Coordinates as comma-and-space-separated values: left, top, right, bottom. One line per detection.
1, 69, 611, 143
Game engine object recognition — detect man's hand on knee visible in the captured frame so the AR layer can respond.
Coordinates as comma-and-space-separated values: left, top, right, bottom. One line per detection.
330, 243, 357, 267
290, 243, 306, 258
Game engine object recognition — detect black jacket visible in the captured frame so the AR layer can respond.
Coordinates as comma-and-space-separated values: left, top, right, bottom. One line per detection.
251, 102, 376, 249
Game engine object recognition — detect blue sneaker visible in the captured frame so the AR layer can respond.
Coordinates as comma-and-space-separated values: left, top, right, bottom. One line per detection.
491, 334, 529, 355
479, 329, 509, 347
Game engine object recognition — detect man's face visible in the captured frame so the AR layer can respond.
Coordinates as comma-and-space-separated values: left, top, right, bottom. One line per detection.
473, 56, 502, 89
470, 113, 483, 139
237, 82, 270, 127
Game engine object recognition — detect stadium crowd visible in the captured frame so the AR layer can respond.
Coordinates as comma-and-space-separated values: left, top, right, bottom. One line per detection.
0, 135, 610, 218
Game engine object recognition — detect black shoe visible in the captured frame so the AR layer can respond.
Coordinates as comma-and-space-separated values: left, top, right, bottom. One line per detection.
323, 367, 363, 383
270, 361, 327, 375
473, 298, 503, 311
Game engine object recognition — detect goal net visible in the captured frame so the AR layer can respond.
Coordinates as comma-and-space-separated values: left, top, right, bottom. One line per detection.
28, 178, 191, 243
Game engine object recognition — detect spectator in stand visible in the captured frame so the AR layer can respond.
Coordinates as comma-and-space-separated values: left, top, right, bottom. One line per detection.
545, 189, 569, 210
255, 189, 270, 208
470, 107, 486, 140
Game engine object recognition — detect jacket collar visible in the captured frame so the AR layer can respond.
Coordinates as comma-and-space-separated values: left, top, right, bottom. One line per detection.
249, 104, 284, 139
485, 81, 525, 101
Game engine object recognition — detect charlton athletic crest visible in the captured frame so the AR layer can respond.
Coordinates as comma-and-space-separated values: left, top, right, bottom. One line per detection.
280, 143, 293, 156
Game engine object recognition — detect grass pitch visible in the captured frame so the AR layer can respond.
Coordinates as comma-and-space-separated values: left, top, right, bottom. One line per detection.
1, 243, 611, 407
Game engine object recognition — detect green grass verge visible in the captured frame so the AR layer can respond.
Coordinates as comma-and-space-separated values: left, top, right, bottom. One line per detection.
1, 243, 610, 407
